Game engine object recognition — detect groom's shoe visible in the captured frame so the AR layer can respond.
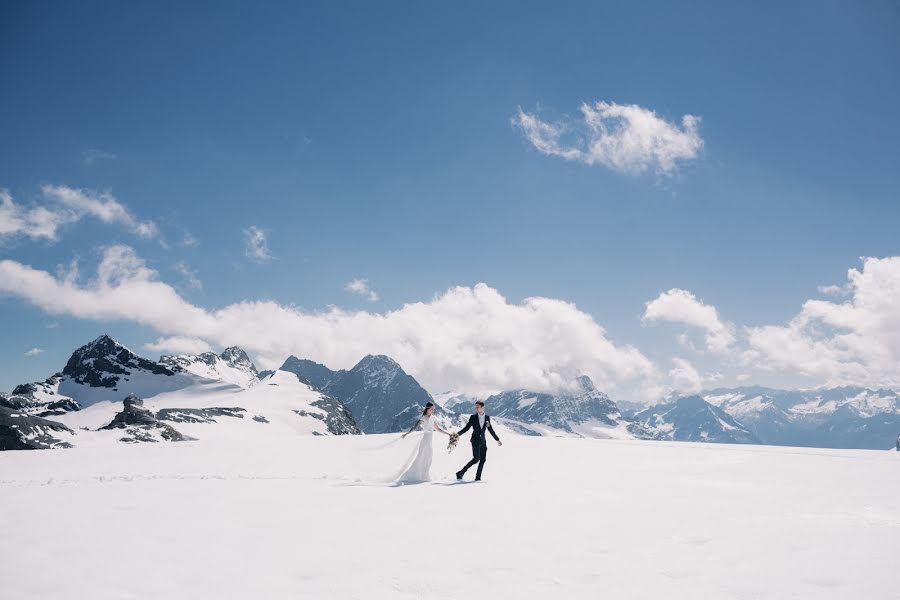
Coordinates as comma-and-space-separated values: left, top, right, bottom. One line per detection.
455, 471, 463, 480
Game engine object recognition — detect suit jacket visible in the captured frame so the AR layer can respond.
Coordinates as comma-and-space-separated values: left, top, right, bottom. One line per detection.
458, 414, 500, 446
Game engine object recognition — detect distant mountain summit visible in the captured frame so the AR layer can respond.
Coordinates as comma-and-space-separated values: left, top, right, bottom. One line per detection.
482, 375, 648, 439
280, 354, 433, 433
161, 346, 260, 388
280, 356, 336, 389
702, 386, 900, 449
634, 395, 759, 444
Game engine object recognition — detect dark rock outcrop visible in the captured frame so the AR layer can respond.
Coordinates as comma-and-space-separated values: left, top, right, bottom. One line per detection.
0, 406, 74, 450
99, 394, 185, 443
156, 407, 246, 424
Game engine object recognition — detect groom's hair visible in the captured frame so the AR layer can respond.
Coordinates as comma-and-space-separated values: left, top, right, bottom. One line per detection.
475, 400, 485, 407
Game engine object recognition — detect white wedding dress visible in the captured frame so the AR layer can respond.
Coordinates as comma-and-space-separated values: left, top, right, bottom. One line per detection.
395, 415, 435, 483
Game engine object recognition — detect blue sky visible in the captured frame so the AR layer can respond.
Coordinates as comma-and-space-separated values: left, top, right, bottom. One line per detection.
1, 1, 899, 399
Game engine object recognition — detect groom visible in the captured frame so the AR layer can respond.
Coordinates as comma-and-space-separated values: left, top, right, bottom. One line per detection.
455, 400, 502, 481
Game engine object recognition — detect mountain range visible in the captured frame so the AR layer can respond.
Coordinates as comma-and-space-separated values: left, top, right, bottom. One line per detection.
2, 334, 899, 451
0, 335, 359, 450
701, 386, 900, 449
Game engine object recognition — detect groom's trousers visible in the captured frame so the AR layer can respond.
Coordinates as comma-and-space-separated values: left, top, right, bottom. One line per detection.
460, 442, 488, 479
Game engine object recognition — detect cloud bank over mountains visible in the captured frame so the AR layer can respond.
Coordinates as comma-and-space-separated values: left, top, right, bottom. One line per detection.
642, 256, 900, 391
0, 244, 658, 399
2, 244, 899, 400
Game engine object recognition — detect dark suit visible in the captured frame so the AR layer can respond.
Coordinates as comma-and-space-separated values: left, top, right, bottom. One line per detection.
456, 413, 500, 480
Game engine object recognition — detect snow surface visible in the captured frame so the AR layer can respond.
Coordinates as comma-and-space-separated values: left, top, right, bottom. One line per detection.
52, 370, 344, 443
517, 395, 538, 409
2, 436, 898, 599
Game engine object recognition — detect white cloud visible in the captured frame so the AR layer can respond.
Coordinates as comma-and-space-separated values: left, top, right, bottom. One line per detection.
173, 261, 202, 290
41, 185, 158, 239
743, 257, 900, 388
642, 288, 735, 353
344, 278, 379, 302
181, 230, 200, 248
243, 226, 273, 263
24, 347, 44, 357
0, 247, 662, 400
81, 148, 117, 166
665, 358, 723, 395
145, 336, 213, 356
817, 283, 849, 297
0, 189, 78, 241
668, 358, 703, 394
513, 101, 703, 176
644, 257, 900, 391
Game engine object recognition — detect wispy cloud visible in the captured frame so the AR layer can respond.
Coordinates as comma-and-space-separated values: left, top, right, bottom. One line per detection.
24, 347, 44, 357
172, 260, 202, 290
181, 230, 200, 248
513, 101, 703, 176
81, 148, 117, 166
817, 283, 849, 297
0, 189, 77, 241
42, 185, 158, 239
344, 278, 379, 302
145, 336, 212, 356
243, 226, 273, 263
1, 186, 160, 243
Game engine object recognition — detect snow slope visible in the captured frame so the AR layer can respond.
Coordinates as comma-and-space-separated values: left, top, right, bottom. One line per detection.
50, 369, 359, 445
160, 347, 260, 389
1, 436, 897, 599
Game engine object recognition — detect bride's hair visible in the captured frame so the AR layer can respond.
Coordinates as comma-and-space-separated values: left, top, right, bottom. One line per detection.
422, 401, 435, 416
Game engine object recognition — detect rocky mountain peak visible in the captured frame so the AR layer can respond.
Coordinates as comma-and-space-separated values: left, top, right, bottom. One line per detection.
574, 374, 598, 393
63, 335, 174, 388
352, 355, 405, 388
634, 395, 758, 444
356, 354, 401, 371
220, 346, 256, 372
158, 346, 259, 388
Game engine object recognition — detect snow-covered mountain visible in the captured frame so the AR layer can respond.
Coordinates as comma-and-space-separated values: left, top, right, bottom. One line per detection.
2, 335, 198, 415
702, 386, 900, 449
160, 346, 260, 388
0, 335, 360, 450
633, 395, 759, 444
280, 354, 434, 433
477, 375, 650, 439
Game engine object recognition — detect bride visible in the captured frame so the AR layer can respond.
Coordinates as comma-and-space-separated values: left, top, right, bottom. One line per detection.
395, 402, 451, 483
